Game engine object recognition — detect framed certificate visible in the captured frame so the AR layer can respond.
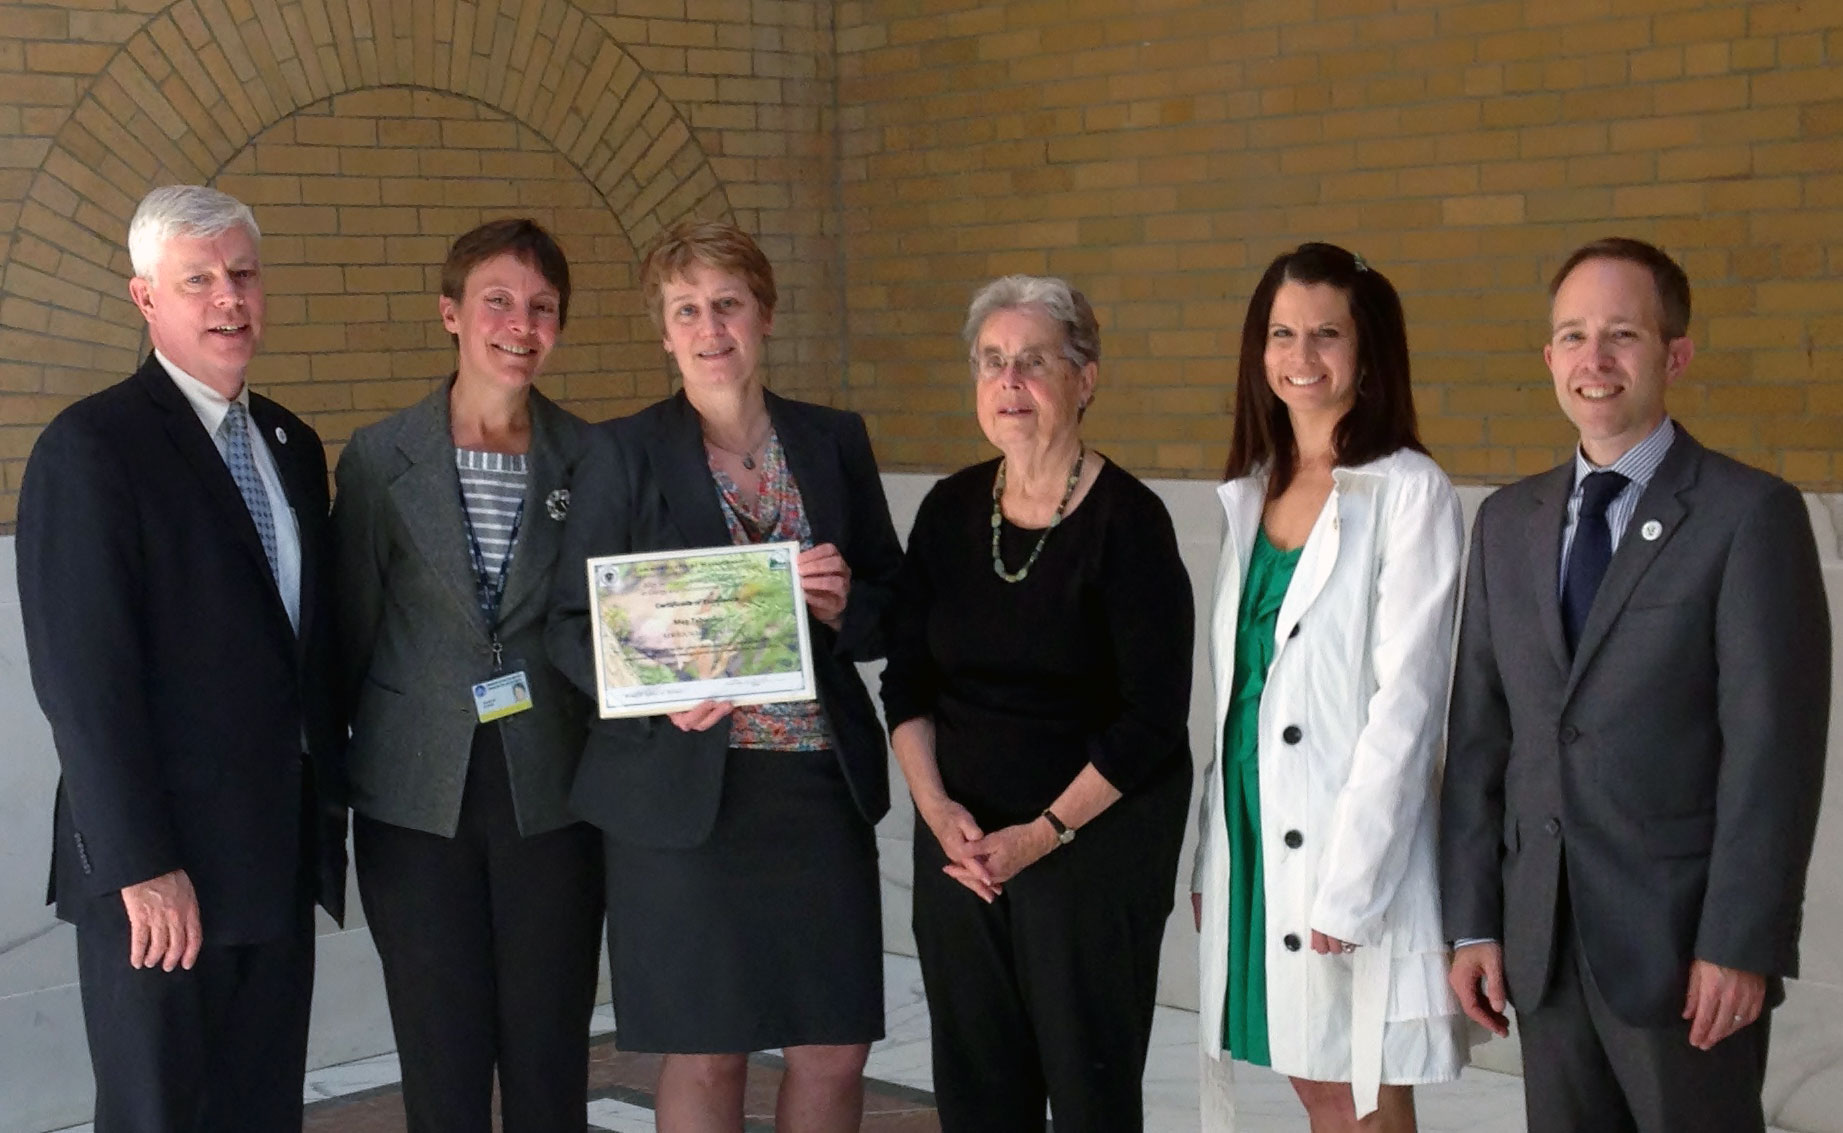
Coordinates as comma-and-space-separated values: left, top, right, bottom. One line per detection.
585, 541, 818, 719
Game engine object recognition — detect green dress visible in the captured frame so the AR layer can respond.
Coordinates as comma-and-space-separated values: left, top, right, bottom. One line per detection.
1222, 527, 1303, 1066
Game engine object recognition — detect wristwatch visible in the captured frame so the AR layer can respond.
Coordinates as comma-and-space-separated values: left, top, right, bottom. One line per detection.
1041, 808, 1075, 846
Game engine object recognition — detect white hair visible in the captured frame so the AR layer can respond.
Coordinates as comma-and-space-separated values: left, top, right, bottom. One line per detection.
962, 274, 1101, 366
128, 185, 260, 281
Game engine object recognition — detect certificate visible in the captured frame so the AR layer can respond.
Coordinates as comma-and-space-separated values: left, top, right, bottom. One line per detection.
586, 541, 817, 718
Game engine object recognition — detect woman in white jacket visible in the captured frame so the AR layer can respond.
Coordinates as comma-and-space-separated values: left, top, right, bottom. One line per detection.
1193, 243, 1467, 1132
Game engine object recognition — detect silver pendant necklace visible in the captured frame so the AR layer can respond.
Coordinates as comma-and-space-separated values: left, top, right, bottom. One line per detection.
705, 425, 769, 470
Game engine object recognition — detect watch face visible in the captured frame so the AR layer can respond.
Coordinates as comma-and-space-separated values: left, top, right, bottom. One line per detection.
1042, 808, 1074, 845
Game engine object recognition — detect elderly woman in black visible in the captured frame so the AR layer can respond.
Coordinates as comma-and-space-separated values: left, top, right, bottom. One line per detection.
880, 275, 1195, 1132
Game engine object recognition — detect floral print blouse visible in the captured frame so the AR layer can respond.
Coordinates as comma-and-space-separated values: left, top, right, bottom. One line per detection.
709, 430, 833, 752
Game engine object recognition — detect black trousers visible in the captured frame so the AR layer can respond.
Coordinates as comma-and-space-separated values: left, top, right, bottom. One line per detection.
354, 726, 604, 1133
1517, 881, 1771, 1133
912, 760, 1188, 1133
75, 896, 314, 1133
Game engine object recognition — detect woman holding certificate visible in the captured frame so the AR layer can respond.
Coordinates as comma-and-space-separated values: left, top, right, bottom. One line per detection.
879, 275, 1195, 1131
333, 218, 603, 1131
546, 219, 903, 1132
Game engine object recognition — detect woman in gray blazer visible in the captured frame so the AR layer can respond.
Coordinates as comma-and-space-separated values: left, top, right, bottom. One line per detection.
333, 218, 601, 1133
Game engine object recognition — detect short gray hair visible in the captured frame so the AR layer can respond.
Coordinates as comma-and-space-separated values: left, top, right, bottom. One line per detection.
962, 275, 1101, 367
128, 185, 261, 281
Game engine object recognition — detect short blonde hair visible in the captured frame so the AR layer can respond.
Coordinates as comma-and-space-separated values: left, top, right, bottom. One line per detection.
639, 218, 776, 329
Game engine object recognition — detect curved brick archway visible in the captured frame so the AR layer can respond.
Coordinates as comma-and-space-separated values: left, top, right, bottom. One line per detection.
0, 0, 729, 457
216, 88, 668, 435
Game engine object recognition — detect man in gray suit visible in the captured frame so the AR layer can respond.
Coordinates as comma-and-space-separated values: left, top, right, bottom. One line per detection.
1442, 237, 1831, 1133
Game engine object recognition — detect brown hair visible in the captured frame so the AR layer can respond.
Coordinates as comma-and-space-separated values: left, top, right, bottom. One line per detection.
640, 218, 777, 329
1547, 236, 1691, 341
1224, 242, 1426, 497
439, 218, 571, 331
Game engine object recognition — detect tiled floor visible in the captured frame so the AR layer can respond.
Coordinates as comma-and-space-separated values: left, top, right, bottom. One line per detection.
54, 952, 1791, 1132
292, 1042, 939, 1132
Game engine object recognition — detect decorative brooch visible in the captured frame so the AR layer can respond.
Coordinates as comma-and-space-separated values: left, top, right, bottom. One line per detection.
545, 488, 570, 521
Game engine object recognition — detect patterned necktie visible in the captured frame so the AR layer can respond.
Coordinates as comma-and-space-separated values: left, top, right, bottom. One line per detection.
221, 401, 280, 584
1560, 469, 1628, 655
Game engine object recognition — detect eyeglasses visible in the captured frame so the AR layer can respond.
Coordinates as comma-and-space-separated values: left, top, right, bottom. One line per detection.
970, 349, 1067, 381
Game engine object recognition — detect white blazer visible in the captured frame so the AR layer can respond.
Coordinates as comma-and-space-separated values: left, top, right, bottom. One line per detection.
1192, 449, 1465, 1118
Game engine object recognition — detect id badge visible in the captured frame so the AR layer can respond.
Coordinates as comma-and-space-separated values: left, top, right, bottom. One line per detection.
473, 670, 534, 722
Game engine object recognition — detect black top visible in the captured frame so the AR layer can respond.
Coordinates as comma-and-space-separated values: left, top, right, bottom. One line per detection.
881, 455, 1195, 827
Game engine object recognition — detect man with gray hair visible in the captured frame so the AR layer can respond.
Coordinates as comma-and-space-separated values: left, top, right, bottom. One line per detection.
17, 184, 346, 1131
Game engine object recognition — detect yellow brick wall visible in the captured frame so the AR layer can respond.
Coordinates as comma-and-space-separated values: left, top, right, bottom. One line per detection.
0, 0, 840, 522
837, 0, 1843, 486
216, 88, 655, 438
3, 0, 1842, 519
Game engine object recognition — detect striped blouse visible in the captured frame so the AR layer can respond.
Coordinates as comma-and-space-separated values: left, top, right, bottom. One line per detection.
456, 447, 527, 620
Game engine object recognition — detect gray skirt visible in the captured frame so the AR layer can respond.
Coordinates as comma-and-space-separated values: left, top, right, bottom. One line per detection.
603, 747, 884, 1053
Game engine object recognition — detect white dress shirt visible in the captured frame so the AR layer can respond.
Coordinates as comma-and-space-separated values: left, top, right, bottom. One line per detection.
1558, 415, 1677, 592
155, 349, 303, 632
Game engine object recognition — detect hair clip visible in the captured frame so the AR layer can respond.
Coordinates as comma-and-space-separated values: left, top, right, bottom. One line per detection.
1352, 252, 1370, 273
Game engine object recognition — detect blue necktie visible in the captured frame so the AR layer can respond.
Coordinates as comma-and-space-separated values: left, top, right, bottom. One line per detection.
221, 401, 280, 585
1561, 470, 1627, 655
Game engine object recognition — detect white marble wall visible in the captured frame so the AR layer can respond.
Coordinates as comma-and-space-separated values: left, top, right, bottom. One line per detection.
2, 479, 1842, 1131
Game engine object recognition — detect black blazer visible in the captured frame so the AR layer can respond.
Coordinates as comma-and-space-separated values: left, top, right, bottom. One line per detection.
1442, 429, 1831, 1025
546, 391, 903, 848
18, 354, 347, 942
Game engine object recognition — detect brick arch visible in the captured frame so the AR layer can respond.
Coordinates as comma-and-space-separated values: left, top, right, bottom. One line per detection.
0, 0, 728, 411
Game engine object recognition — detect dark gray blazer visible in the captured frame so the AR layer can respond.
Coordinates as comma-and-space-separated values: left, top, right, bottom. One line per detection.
545, 390, 904, 849
334, 381, 593, 838
1441, 429, 1831, 1026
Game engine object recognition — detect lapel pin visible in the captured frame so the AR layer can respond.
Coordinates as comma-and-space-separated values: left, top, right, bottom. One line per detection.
274, 425, 288, 445
1640, 519, 1661, 541
546, 488, 570, 521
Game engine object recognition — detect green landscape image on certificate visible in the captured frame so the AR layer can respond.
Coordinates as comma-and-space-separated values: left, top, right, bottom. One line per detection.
595, 550, 802, 689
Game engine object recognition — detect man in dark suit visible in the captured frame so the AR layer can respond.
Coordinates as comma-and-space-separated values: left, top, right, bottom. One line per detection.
17, 185, 345, 1132
1441, 236, 1831, 1132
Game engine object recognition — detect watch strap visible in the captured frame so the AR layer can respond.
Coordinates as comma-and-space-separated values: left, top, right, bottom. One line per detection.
1041, 808, 1075, 845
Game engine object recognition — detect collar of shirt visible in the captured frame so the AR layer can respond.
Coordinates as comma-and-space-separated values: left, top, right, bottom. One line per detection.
154, 348, 250, 439
1570, 415, 1676, 496
1557, 415, 1677, 584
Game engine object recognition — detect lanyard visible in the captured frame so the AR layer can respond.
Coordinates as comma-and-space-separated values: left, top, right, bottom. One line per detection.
460, 491, 525, 625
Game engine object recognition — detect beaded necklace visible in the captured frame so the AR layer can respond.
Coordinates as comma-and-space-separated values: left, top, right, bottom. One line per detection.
990, 446, 1086, 583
